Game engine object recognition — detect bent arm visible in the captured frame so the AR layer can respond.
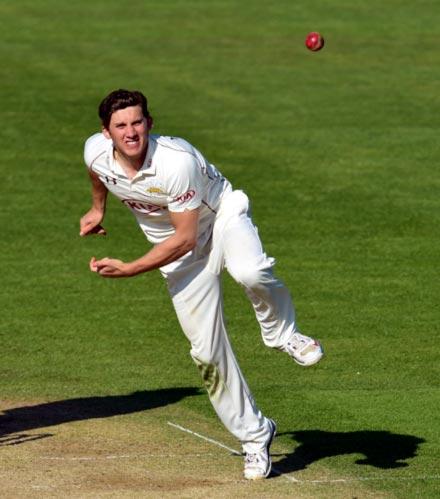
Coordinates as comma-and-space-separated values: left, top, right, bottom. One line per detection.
89, 169, 108, 212
126, 208, 199, 274
80, 169, 108, 236
91, 208, 199, 277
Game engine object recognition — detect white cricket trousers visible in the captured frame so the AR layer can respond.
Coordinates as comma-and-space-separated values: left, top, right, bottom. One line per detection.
165, 190, 297, 453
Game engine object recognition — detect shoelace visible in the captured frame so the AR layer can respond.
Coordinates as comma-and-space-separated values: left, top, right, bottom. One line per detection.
287, 333, 308, 351
245, 453, 261, 465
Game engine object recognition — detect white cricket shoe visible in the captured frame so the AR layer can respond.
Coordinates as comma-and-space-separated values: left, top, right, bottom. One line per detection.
284, 332, 324, 366
243, 419, 277, 480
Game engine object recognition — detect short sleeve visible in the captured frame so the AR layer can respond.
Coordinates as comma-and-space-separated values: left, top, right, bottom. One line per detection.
84, 133, 109, 169
166, 153, 204, 212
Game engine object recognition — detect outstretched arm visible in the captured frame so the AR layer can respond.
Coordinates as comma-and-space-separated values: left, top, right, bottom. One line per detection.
80, 169, 108, 236
90, 208, 199, 277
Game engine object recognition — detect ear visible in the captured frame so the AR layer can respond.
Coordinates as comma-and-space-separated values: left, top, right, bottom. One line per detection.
102, 126, 111, 140
147, 115, 154, 130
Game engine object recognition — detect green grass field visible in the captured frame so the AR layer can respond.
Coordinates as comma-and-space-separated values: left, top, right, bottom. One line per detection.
1, 0, 439, 496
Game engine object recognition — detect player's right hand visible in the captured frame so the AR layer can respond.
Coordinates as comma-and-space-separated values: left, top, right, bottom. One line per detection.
80, 209, 107, 236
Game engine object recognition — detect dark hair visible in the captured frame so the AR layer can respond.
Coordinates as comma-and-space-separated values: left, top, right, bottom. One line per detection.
98, 89, 150, 128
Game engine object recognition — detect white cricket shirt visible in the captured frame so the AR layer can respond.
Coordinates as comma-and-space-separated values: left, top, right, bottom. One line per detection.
84, 133, 232, 249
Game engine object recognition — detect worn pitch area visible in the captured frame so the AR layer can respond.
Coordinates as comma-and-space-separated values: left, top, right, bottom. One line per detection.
0, 399, 395, 498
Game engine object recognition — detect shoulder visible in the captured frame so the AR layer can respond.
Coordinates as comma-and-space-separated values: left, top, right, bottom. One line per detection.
84, 132, 112, 168
153, 136, 206, 177
154, 135, 199, 159
156, 139, 206, 196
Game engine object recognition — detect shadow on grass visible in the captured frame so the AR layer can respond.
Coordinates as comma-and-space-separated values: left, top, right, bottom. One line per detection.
0, 387, 200, 446
273, 429, 425, 474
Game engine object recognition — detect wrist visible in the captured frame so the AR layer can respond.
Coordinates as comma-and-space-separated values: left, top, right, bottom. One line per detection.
124, 261, 145, 277
91, 206, 105, 216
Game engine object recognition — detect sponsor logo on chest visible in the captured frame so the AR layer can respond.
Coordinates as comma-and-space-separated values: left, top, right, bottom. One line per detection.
122, 199, 168, 216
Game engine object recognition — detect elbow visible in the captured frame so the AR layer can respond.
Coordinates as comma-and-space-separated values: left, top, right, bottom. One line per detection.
181, 236, 197, 254
186, 237, 197, 252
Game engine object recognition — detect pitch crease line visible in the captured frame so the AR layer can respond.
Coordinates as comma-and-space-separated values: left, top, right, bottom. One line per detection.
167, 421, 241, 456
40, 453, 216, 461
167, 421, 298, 482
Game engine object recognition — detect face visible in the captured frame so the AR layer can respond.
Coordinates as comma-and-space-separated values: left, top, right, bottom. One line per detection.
103, 105, 152, 165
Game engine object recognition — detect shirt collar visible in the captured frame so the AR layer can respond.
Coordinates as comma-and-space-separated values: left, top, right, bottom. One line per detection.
108, 135, 157, 177
137, 135, 157, 177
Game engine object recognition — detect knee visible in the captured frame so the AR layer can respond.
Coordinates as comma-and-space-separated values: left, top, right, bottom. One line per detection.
190, 340, 218, 366
190, 347, 213, 366
231, 264, 269, 290
191, 353, 223, 397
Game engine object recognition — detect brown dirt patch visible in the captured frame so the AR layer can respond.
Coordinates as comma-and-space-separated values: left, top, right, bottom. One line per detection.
0, 399, 392, 498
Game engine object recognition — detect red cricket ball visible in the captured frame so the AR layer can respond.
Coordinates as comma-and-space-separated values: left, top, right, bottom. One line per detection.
305, 32, 325, 51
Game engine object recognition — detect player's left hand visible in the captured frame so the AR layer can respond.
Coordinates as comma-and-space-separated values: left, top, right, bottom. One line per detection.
89, 256, 132, 278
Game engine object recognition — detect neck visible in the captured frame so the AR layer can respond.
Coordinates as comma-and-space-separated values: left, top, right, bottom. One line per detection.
114, 148, 147, 178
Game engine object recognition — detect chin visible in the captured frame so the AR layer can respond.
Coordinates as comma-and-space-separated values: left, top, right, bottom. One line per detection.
124, 144, 145, 157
